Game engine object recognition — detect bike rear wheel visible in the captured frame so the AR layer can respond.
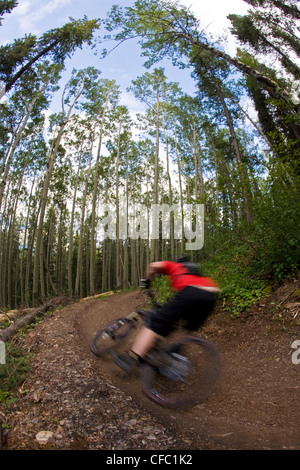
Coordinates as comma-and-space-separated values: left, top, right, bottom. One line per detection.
90, 317, 134, 357
141, 335, 222, 409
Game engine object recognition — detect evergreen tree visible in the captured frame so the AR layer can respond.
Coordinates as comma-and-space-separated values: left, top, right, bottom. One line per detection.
0, 16, 100, 99
0, 0, 18, 25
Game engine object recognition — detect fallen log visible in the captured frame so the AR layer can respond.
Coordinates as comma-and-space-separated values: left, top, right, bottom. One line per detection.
80, 291, 114, 302
0, 298, 67, 343
0, 308, 35, 323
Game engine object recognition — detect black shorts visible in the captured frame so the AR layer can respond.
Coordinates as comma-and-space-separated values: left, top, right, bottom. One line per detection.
145, 286, 218, 337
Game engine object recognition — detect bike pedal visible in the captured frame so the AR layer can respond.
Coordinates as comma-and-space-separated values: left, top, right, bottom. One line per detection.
102, 331, 114, 340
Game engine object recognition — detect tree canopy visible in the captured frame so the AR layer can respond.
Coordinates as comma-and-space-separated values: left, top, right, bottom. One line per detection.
0, 0, 299, 312
0, 16, 100, 99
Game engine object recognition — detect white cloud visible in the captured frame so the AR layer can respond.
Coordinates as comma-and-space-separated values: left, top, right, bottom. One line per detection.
180, 0, 250, 55
13, 0, 72, 34
13, 0, 33, 17
120, 90, 144, 113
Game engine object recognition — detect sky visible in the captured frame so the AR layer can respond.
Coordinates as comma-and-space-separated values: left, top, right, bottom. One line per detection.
0, 0, 251, 113
1, 0, 249, 45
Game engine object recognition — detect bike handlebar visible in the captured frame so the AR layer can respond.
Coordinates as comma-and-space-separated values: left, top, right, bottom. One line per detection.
140, 278, 151, 289
139, 278, 162, 309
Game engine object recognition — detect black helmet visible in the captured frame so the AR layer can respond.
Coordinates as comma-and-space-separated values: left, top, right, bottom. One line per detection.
176, 256, 202, 276
176, 256, 189, 264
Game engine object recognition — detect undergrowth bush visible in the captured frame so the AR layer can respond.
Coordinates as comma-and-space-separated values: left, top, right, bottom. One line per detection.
200, 243, 267, 317
150, 246, 267, 317
151, 275, 173, 305
0, 342, 30, 404
198, 164, 300, 316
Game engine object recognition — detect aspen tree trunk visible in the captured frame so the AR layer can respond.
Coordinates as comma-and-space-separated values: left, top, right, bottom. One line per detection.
115, 123, 121, 289
102, 240, 107, 293
45, 208, 55, 298
44, 251, 58, 297
85, 227, 90, 298
102, 238, 112, 292
32, 134, 59, 304
192, 120, 205, 201
101, 181, 111, 293
212, 144, 221, 222
123, 151, 129, 290
150, 91, 160, 262
228, 96, 280, 161
75, 129, 95, 299
131, 238, 140, 287
108, 239, 112, 290
162, 118, 174, 260
167, 22, 293, 106
25, 196, 40, 307
56, 210, 64, 293
68, 149, 83, 297
6, 208, 15, 308
139, 226, 145, 283
131, 239, 135, 287
90, 86, 112, 296
145, 171, 150, 269
0, 91, 43, 210
0, 180, 13, 307
45, 209, 57, 297
214, 80, 253, 223
32, 77, 85, 305
192, 122, 199, 202
20, 172, 36, 306
6, 165, 26, 307
136, 238, 141, 284
0, 121, 22, 184
123, 238, 129, 289
174, 126, 184, 255
224, 159, 238, 226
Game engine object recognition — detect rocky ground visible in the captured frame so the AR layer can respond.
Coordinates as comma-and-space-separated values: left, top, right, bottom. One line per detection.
1, 277, 300, 451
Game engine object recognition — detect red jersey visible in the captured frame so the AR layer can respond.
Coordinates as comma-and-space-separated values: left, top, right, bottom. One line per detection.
160, 261, 219, 292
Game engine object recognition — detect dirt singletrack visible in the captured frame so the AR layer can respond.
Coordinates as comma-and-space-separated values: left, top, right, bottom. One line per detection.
76, 288, 300, 450
2, 284, 300, 450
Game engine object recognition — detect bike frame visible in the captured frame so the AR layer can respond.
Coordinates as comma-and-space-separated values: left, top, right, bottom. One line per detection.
91, 285, 222, 409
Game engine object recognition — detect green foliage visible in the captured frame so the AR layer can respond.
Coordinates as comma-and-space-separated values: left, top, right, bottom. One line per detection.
104, 0, 198, 69
201, 242, 266, 317
0, 16, 100, 97
0, 343, 30, 403
246, 162, 300, 279
151, 275, 174, 305
0, 0, 299, 314
0, 0, 18, 26
200, 161, 300, 315
149, 244, 267, 318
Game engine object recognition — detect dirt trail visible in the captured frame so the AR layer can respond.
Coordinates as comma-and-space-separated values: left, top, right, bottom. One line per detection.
2, 285, 300, 450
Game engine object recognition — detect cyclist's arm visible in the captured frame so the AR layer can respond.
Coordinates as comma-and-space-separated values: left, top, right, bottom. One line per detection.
146, 261, 168, 281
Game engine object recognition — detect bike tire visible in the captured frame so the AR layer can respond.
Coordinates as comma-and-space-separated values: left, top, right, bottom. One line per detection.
90, 317, 134, 357
141, 335, 222, 409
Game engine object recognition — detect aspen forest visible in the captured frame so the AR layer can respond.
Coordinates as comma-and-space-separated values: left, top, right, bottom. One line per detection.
0, 0, 299, 312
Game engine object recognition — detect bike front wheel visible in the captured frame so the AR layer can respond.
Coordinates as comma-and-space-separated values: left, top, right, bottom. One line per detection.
90, 317, 134, 357
141, 335, 222, 409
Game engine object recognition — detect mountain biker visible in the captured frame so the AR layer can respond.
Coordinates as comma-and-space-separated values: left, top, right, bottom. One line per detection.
113, 257, 220, 374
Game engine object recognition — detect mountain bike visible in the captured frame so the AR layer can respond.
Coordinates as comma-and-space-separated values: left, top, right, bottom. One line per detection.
90, 282, 222, 409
